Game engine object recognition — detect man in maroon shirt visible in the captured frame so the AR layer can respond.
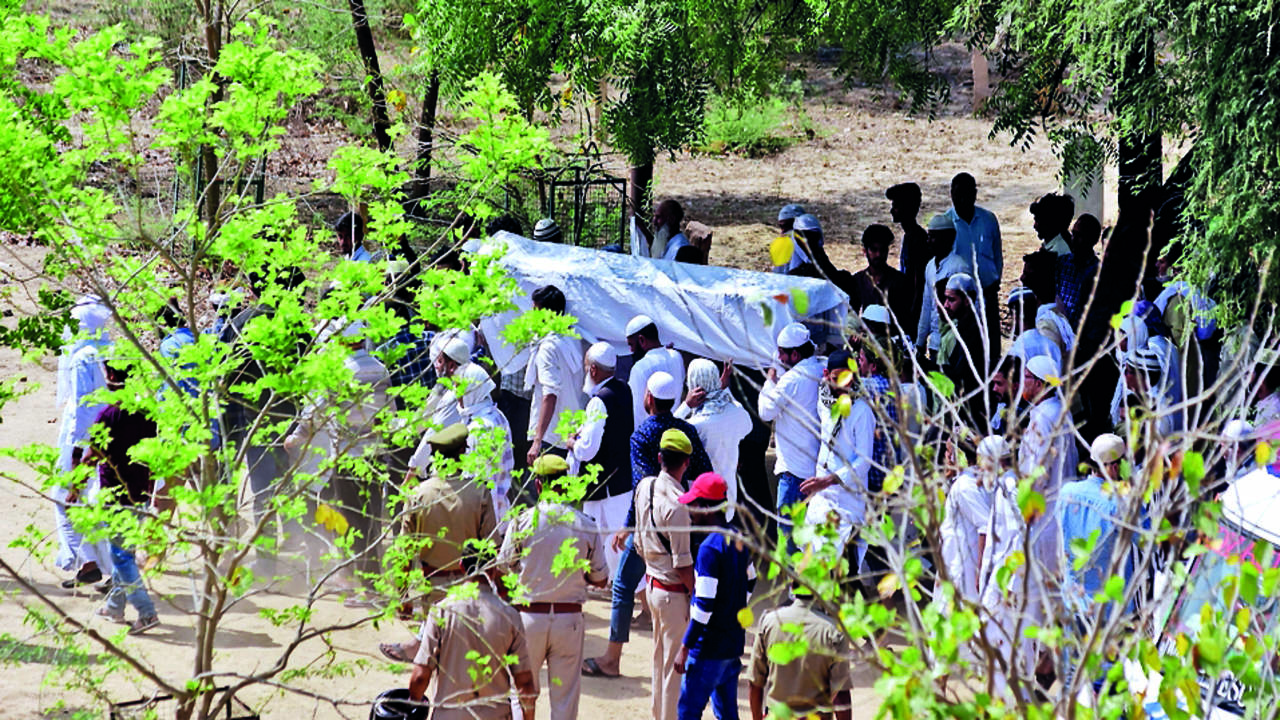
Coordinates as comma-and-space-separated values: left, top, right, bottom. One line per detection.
82, 363, 160, 634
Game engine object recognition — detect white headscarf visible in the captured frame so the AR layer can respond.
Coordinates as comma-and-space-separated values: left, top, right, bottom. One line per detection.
685, 358, 735, 418
456, 362, 497, 413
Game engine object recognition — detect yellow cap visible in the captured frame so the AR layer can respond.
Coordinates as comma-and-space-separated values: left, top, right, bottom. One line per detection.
426, 423, 469, 453
531, 454, 570, 477
659, 429, 692, 454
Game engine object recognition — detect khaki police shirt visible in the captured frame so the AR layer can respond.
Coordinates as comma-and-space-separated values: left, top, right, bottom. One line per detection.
403, 473, 497, 571
632, 471, 693, 585
414, 584, 532, 720
497, 501, 608, 604
748, 597, 853, 715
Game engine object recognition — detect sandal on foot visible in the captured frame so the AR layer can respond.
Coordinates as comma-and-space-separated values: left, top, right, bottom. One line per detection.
379, 642, 415, 663
581, 657, 621, 678
128, 615, 160, 635
95, 606, 127, 624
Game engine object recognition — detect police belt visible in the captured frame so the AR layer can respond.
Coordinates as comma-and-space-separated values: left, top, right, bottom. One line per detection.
515, 602, 582, 614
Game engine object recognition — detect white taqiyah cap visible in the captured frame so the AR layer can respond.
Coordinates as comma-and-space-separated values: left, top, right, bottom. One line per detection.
977, 435, 1011, 461
1224, 419, 1254, 441
586, 341, 617, 368
862, 304, 890, 324
1007, 286, 1036, 305
442, 337, 470, 364
793, 213, 821, 232
776, 322, 811, 349
778, 204, 806, 222
1089, 433, 1125, 465
647, 371, 680, 400
71, 296, 110, 332
927, 213, 955, 231
945, 272, 978, 296
1026, 354, 1061, 383
625, 314, 655, 337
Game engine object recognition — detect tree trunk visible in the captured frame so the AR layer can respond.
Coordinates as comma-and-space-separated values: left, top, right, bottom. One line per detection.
627, 162, 653, 222
347, 0, 393, 152
198, 0, 225, 237
409, 71, 439, 205
1116, 29, 1162, 225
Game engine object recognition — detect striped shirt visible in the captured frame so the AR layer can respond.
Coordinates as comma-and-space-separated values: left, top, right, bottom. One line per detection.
682, 525, 757, 659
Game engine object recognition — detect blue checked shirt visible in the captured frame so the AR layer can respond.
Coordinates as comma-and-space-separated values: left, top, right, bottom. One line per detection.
1056, 252, 1098, 326
624, 412, 713, 527
861, 374, 899, 493
376, 327, 436, 388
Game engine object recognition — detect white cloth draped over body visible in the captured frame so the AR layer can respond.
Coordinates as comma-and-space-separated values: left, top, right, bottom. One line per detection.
458, 364, 514, 523
466, 232, 849, 384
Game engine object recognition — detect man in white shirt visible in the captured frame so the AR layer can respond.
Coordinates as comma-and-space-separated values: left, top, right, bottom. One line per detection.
940, 444, 992, 605
948, 172, 1003, 343
525, 285, 586, 465
635, 199, 690, 260
800, 351, 873, 559
568, 341, 634, 577
625, 314, 685, 428
674, 358, 752, 519
1029, 192, 1074, 256
757, 323, 824, 551
915, 213, 972, 356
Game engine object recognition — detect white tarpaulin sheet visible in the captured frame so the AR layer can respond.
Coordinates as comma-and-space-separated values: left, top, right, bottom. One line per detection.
468, 232, 849, 376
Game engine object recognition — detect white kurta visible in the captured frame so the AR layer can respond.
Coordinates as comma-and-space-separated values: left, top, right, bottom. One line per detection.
525, 333, 585, 448
805, 397, 874, 546
1009, 329, 1063, 368
627, 347, 685, 428
916, 254, 972, 352
940, 470, 992, 602
757, 355, 824, 478
1017, 394, 1077, 579
463, 400, 515, 523
569, 393, 607, 473
53, 337, 113, 572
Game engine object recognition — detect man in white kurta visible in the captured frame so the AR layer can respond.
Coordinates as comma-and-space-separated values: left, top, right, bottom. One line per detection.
625, 314, 685, 429
525, 285, 585, 465
674, 358, 752, 519
455, 362, 514, 525
54, 298, 115, 583
801, 351, 873, 553
757, 323, 824, 550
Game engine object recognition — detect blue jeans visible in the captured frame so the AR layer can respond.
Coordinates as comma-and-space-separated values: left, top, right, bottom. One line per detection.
776, 471, 805, 554
678, 655, 741, 720
105, 542, 156, 618
609, 534, 646, 643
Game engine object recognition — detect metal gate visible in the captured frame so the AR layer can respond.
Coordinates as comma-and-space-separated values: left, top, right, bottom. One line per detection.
505, 152, 628, 250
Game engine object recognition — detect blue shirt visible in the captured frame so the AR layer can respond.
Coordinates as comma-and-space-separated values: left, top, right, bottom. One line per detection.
948, 206, 1002, 288
160, 327, 198, 397
861, 374, 899, 493
625, 412, 713, 527
1058, 475, 1129, 606
683, 526, 757, 658
377, 326, 436, 388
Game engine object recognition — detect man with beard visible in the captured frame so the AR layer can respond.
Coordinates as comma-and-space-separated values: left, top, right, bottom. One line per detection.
757, 323, 824, 552
625, 315, 686, 428
636, 199, 691, 261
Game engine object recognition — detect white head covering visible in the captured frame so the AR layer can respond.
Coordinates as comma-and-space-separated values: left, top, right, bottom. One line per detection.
71, 296, 111, 333
431, 328, 475, 364
778, 204, 806, 222
441, 337, 471, 365
862, 305, 890, 324
685, 358, 735, 418
647, 371, 680, 400
625, 314, 655, 337
1026, 354, 1061, 384
945, 272, 978, 297
1224, 419, 1254, 442
1089, 434, 1125, 465
585, 341, 618, 369
928, 213, 955, 231
1007, 286, 1036, 306
777, 322, 811, 350
977, 435, 1011, 461
793, 214, 822, 232
456, 362, 497, 410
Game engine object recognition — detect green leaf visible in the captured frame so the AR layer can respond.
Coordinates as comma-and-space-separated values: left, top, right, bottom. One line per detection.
926, 371, 955, 399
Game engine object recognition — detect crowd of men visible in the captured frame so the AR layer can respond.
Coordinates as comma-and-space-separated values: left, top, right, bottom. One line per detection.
46, 173, 1278, 719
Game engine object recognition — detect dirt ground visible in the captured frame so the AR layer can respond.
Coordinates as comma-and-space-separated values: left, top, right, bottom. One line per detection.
0, 50, 1080, 719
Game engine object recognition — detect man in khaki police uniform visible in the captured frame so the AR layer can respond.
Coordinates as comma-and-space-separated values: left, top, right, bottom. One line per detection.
381, 423, 498, 662
498, 454, 608, 720
408, 549, 538, 720
633, 428, 695, 720
747, 582, 853, 720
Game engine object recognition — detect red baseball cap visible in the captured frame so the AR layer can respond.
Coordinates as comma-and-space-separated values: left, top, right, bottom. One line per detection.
678, 472, 728, 504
